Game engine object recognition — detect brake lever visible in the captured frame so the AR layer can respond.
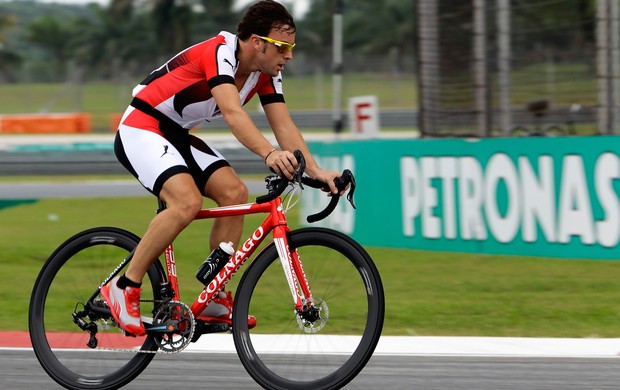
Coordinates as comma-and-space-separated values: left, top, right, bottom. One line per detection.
293, 150, 306, 190
305, 169, 357, 223
332, 170, 356, 209
344, 171, 357, 209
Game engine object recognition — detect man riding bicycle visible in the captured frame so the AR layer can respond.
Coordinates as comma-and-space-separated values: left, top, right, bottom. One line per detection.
102, 0, 341, 336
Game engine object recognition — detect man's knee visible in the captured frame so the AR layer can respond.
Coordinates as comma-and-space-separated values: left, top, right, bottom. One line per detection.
160, 175, 204, 224
205, 167, 249, 206
219, 180, 248, 206
170, 193, 202, 225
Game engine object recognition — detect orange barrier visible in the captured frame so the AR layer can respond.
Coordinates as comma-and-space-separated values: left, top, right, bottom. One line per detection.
0, 113, 91, 134
110, 113, 123, 132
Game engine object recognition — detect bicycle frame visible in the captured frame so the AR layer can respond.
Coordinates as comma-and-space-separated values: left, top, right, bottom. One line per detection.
159, 194, 312, 318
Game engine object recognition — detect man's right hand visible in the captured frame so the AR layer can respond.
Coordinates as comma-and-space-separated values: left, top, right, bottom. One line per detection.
265, 149, 298, 180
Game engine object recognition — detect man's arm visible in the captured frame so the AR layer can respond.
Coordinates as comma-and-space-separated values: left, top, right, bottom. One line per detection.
211, 83, 298, 178
263, 102, 340, 194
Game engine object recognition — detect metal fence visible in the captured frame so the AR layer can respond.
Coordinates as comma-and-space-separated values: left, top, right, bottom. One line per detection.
417, 0, 619, 137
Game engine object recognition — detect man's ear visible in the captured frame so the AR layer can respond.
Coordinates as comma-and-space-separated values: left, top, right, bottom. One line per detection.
251, 35, 263, 52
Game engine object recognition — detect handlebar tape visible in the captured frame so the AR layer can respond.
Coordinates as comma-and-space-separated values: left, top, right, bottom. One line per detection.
306, 169, 355, 223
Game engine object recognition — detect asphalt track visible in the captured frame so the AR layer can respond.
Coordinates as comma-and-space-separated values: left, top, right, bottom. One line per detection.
0, 335, 620, 390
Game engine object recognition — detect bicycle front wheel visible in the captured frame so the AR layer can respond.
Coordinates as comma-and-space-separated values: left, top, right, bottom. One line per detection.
233, 227, 384, 390
29, 227, 166, 390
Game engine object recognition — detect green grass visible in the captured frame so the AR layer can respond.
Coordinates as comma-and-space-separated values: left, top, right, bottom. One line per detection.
0, 73, 417, 132
3, 190, 620, 338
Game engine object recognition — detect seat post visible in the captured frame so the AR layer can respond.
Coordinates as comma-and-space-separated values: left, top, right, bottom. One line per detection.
157, 198, 167, 213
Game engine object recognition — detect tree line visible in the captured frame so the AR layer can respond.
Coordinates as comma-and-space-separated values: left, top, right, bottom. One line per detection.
0, 0, 415, 83
0, 0, 595, 85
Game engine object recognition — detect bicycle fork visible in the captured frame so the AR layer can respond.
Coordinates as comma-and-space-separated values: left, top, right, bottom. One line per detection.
272, 227, 322, 326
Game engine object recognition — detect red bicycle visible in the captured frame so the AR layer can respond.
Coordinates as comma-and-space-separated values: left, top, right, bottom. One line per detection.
29, 151, 385, 390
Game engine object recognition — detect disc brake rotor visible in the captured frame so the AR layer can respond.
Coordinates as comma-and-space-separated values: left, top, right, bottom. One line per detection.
296, 298, 329, 334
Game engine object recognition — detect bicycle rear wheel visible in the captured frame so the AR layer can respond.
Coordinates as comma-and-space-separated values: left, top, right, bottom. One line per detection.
232, 227, 384, 390
29, 227, 166, 390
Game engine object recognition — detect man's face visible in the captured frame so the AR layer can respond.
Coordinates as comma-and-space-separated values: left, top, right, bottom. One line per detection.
255, 26, 295, 77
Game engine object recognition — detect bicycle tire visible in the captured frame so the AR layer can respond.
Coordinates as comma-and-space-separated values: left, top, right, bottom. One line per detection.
29, 227, 166, 390
232, 227, 384, 390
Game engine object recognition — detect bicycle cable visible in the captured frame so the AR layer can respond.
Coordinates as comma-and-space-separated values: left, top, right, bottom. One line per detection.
282, 182, 302, 213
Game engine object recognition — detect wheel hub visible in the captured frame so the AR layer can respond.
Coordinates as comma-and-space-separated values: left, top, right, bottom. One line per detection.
296, 298, 329, 334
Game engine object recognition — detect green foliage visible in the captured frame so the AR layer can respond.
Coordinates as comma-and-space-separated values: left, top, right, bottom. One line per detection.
0, 0, 239, 82
26, 15, 74, 64
0, 7, 20, 81
0, 0, 417, 82
512, 0, 595, 51
298, 0, 414, 70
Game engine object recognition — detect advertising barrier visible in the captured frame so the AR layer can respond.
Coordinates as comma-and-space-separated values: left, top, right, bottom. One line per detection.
0, 113, 91, 134
305, 136, 620, 259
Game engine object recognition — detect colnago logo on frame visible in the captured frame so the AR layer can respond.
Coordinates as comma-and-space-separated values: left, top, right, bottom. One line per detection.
401, 152, 620, 247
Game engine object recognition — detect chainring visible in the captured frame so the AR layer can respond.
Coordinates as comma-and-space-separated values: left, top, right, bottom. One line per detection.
151, 300, 195, 353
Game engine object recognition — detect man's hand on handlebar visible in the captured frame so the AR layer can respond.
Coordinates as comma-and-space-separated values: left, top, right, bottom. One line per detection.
257, 150, 356, 222
265, 150, 346, 195
265, 150, 298, 180
306, 168, 346, 196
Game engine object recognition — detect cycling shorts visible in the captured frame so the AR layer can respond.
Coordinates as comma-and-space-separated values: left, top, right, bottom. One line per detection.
114, 107, 230, 197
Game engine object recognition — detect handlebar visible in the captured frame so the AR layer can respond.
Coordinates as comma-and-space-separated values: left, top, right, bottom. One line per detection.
255, 150, 357, 223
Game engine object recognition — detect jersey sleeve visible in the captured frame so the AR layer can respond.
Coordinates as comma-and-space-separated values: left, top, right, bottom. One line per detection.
204, 36, 236, 90
258, 72, 285, 106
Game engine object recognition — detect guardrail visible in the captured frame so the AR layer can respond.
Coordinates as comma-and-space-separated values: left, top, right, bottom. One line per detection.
0, 148, 262, 176
0, 109, 418, 175
197, 109, 417, 131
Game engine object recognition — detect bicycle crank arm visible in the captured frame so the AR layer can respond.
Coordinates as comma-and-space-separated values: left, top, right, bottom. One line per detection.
191, 321, 230, 342
144, 319, 183, 333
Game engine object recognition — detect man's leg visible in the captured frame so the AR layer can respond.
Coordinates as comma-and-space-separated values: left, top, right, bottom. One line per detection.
125, 173, 203, 283
101, 173, 202, 336
203, 166, 249, 251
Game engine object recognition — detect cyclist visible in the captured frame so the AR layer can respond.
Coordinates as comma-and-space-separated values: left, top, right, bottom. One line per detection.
101, 0, 342, 336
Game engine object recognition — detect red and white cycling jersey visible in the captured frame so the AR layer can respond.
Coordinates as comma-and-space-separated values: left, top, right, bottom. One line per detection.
123, 31, 284, 132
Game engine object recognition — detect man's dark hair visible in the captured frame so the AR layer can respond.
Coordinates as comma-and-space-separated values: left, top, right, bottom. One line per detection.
237, 0, 296, 40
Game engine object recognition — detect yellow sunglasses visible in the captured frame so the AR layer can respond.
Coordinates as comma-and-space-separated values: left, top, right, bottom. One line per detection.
254, 35, 296, 53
